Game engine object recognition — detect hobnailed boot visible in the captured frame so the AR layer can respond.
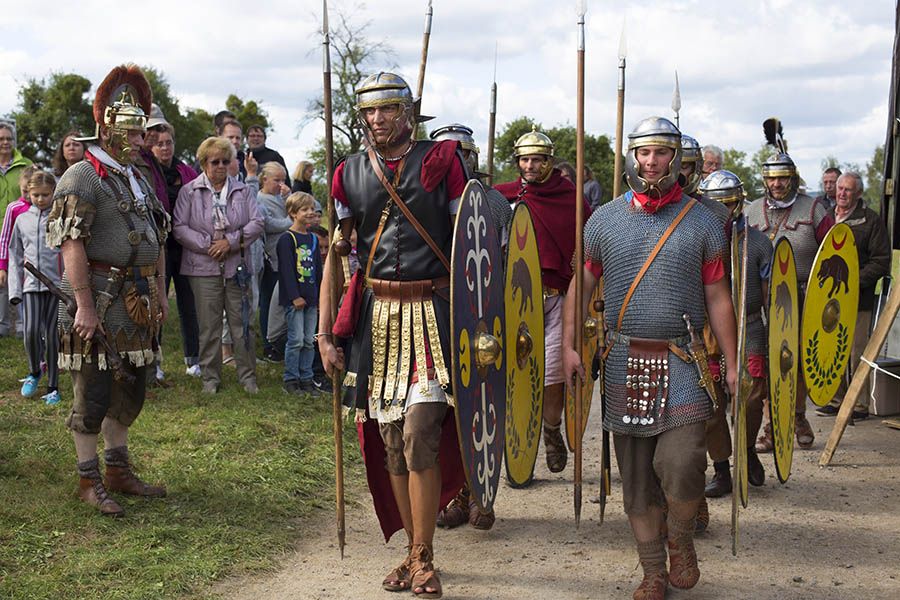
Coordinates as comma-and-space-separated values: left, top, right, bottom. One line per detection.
704, 460, 733, 498
795, 413, 815, 448
104, 446, 166, 497
695, 497, 709, 534
543, 420, 568, 473
436, 487, 469, 529
468, 497, 496, 530
667, 515, 700, 589
633, 537, 668, 600
76, 457, 124, 517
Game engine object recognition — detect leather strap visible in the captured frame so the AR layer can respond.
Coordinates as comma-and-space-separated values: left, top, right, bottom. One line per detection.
602, 198, 697, 360
364, 163, 404, 280
367, 146, 451, 273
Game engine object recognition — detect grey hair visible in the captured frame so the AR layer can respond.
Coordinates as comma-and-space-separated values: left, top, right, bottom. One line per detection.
0, 120, 17, 148
702, 144, 723, 161
839, 171, 864, 194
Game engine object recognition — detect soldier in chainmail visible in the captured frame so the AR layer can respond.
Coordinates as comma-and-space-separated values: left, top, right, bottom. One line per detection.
562, 117, 737, 599
495, 127, 591, 476
46, 65, 169, 517
698, 171, 773, 501
745, 152, 834, 451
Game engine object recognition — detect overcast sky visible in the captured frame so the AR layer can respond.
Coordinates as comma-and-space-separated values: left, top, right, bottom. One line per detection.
0, 0, 895, 188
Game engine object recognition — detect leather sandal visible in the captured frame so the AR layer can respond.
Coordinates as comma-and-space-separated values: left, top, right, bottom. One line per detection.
543, 420, 568, 473
633, 571, 668, 600
468, 498, 496, 530
795, 414, 815, 449
382, 546, 411, 592
409, 543, 442, 599
695, 497, 709, 534
668, 537, 700, 589
436, 488, 469, 529
755, 422, 774, 453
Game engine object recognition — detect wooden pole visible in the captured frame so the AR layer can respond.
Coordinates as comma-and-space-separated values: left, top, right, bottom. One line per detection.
486, 45, 497, 186
322, 0, 345, 559
573, 1, 586, 528
819, 285, 900, 466
415, 0, 433, 122
612, 24, 626, 200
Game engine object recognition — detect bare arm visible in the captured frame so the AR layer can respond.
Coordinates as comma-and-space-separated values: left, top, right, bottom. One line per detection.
561, 264, 599, 388
61, 238, 102, 340
705, 277, 737, 395
317, 247, 346, 375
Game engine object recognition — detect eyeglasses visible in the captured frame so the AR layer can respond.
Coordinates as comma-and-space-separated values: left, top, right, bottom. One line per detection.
0, 137, 13, 142
155, 140, 174, 148
209, 158, 231, 166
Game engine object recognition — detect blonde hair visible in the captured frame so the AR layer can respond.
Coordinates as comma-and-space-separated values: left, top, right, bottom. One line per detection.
18, 164, 38, 187
293, 160, 314, 182
260, 161, 287, 185
196, 136, 236, 167
28, 170, 56, 192
285, 192, 315, 215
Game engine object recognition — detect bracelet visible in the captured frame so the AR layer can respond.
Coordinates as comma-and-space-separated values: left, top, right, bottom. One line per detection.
313, 333, 334, 340
71, 284, 91, 293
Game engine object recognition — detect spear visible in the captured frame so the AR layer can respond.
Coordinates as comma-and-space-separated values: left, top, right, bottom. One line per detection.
415, 0, 433, 121
573, 0, 586, 528
486, 43, 498, 185
672, 71, 681, 129
612, 20, 626, 200
322, 0, 345, 559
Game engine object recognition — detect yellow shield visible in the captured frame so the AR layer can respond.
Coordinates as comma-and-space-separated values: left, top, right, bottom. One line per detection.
801, 223, 859, 406
768, 239, 799, 483
504, 204, 545, 488
731, 224, 750, 520
565, 281, 603, 451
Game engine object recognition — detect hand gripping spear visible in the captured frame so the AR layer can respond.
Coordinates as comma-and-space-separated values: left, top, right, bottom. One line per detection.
321, 0, 345, 559
612, 20, 626, 200
573, 0, 587, 528
486, 44, 498, 186
415, 0, 433, 122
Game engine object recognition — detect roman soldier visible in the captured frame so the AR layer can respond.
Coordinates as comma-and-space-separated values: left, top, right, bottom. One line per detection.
700, 170, 771, 497
494, 127, 590, 475
562, 117, 737, 600
46, 64, 169, 517
317, 72, 468, 599
745, 152, 834, 451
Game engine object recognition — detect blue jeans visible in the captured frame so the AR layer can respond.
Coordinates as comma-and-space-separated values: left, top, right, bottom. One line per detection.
284, 304, 318, 383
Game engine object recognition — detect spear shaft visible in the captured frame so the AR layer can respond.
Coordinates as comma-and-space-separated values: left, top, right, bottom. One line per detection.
415, 0, 433, 120
322, 0, 345, 559
612, 24, 626, 200
487, 45, 497, 185
574, 2, 586, 528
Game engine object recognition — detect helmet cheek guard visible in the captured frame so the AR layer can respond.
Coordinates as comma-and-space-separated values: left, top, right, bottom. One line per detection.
761, 153, 799, 204
699, 169, 746, 217
355, 72, 416, 149
623, 117, 683, 197
514, 126, 555, 183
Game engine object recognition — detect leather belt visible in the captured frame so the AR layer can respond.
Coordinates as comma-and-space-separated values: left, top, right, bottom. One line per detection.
90, 262, 157, 277
366, 276, 450, 301
543, 285, 562, 298
607, 330, 693, 363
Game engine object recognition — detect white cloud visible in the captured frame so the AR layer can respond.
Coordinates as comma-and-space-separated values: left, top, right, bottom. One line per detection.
0, 0, 894, 187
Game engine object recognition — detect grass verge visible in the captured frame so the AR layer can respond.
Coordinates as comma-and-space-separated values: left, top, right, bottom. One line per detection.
0, 301, 360, 599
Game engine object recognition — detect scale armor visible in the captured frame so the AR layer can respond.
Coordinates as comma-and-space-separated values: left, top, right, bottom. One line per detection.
48, 160, 168, 369
585, 193, 727, 436
744, 193, 825, 287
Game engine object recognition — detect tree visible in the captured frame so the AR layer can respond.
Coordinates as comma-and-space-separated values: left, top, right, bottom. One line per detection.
305, 3, 395, 168
7, 73, 94, 167
864, 144, 885, 213
141, 66, 213, 163
492, 116, 616, 203
225, 95, 270, 132
722, 148, 762, 200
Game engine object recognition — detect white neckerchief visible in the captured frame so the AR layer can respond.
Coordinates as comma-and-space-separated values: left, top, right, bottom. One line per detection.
88, 144, 147, 205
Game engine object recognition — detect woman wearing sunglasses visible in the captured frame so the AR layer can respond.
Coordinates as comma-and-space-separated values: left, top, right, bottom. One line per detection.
173, 136, 264, 394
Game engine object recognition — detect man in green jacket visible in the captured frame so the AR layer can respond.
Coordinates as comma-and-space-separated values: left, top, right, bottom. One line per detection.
0, 120, 33, 336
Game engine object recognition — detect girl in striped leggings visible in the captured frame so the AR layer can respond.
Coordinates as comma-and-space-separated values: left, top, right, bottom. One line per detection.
9, 171, 62, 405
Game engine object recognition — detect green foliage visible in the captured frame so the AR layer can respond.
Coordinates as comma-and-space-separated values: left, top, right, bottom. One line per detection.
141, 66, 213, 163
864, 144, 885, 213
7, 73, 94, 167
491, 116, 615, 203
0, 301, 360, 600
723, 147, 763, 200
225, 95, 270, 133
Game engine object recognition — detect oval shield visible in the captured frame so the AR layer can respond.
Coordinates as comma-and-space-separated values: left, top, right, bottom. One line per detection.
451, 179, 506, 513
504, 204, 545, 488
565, 282, 603, 451
731, 224, 750, 522
801, 223, 859, 407
768, 238, 799, 483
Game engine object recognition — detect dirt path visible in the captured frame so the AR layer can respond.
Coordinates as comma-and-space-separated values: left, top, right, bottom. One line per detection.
216, 403, 900, 599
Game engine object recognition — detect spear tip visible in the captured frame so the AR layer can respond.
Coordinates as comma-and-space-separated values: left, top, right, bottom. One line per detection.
617, 17, 627, 59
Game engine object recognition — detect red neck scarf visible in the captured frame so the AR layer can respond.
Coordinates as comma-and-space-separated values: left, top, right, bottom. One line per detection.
631, 182, 683, 214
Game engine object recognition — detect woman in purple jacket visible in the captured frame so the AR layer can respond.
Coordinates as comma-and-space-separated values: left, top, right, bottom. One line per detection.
173, 137, 264, 395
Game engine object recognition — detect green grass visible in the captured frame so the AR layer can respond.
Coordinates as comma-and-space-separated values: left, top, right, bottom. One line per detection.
0, 300, 361, 600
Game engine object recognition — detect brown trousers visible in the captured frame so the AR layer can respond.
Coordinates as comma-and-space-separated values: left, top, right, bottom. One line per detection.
705, 377, 767, 462
828, 310, 873, 412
